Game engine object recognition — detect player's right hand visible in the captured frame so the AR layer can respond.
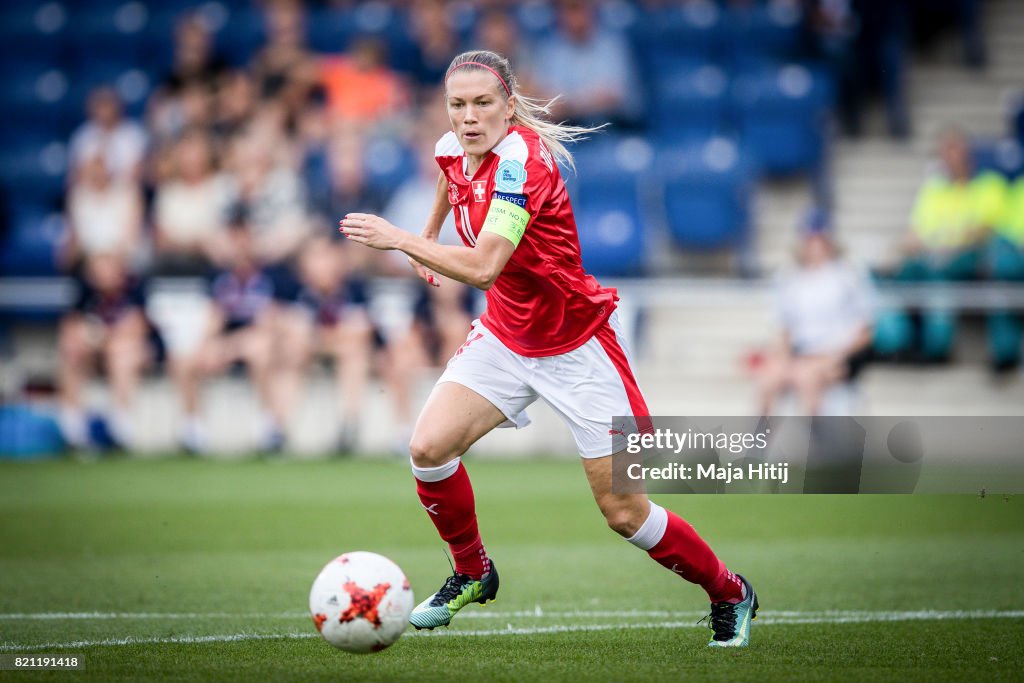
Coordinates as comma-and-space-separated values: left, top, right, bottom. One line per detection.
408, 257, 440, 287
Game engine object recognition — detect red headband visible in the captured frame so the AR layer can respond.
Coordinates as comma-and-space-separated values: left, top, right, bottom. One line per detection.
445, 61, 511, 96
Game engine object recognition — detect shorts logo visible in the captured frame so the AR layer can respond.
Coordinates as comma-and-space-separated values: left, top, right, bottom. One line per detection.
493, 191, 527, 208
472, 180, 487, 202
495, 159, 527, 193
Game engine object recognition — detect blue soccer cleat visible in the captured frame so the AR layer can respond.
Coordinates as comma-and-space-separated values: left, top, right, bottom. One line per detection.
703, 574, 759, 647
409, 565, 499, 630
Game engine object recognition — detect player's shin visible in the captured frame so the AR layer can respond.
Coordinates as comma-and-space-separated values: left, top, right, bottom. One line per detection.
625, 502, 743, 603
411, 457, 491, 579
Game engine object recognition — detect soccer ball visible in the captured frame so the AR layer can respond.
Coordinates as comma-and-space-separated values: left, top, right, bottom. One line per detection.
308, 551, 415, 653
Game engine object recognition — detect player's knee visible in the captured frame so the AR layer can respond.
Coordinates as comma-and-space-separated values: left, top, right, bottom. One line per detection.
601, 504, 646, 537
408, 433, 457, 469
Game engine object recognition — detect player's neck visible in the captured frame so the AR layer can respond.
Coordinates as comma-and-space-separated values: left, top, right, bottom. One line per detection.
466, 153, 486, 177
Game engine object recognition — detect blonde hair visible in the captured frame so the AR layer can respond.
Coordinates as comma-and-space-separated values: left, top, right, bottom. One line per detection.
445, 50, 605, 171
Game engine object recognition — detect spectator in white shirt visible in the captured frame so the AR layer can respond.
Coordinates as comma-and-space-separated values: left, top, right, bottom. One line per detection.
68, 87, 147, 184
757, 214, 875, 415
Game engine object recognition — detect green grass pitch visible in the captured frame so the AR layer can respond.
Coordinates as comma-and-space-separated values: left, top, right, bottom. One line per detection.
1, 457, 1022, 682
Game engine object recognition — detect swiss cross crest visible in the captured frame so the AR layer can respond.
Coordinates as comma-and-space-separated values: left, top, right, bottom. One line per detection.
472, 180, 487, 202
448, 181, 461, 205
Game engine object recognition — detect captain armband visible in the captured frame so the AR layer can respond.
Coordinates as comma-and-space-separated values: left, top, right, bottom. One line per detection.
481, 192, 530, 248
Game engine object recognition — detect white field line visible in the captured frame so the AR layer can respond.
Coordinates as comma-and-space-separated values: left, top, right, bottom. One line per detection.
0, 610, 1022, 653
1, 609, 1023, 621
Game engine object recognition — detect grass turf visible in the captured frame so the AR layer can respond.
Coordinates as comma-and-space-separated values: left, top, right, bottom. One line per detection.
0, 457, 1022, 682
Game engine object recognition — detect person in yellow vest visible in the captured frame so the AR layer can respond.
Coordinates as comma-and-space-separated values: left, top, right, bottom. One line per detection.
986, 176, 1024, 371
898, 128, 1008, 281
879, 128, 1008, 362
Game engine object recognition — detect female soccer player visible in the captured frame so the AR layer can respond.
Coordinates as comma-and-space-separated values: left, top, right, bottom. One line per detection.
339, 50, 758, 647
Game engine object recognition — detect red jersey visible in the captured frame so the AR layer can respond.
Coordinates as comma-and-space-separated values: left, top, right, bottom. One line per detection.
435, 125, 618, 357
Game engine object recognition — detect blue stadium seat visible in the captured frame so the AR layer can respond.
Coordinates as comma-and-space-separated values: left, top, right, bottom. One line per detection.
971, 138, 1024, 180
0, 2, 68, 60
308, 6, 354, 55
659, 137, 753, 250
66, 1, 152, 63
651, 60, 731, 143
0, 208, 63, 276
731, 62, 833, 176
631, 1, 724, 70
722, 0, 804, 65
568, 136, 652, 275
0, 60, 69, 133
576, 206, 647, 277
0, 135, 67, 210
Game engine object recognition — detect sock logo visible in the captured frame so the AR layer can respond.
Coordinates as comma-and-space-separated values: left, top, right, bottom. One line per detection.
422, 503, 439, 516
670, 564, 686, 575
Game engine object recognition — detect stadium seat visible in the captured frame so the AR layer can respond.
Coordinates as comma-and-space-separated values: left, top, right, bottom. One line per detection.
731, 62, 833, 176
66, 1, 152, 63
0, 209, 63, 276
722, 0, 804, 65
566, 136, 652, 275
631, 0, 723, 71
0, 2, 68, 60
971, 138, 1024, 180
0, 60, 69, 134
0, 135, 67, 210
659, 137, 753, 250
576, 206, 647, 277
651, 60, 731, 143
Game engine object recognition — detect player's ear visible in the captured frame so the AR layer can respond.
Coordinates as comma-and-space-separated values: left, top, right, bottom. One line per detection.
505, 94, 516, 122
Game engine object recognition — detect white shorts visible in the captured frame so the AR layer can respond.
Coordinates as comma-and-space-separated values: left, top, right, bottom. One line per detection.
436, 311, 649, 458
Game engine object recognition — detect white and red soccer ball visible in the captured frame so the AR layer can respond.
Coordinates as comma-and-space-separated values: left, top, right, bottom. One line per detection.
309, 551, 414, 653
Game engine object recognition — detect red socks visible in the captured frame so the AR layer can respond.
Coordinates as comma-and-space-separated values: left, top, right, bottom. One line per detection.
412, 458, 491, 580
628, 502, 744, 603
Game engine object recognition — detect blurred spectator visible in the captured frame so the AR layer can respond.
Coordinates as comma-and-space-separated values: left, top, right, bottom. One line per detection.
303, 122, 389, 231
152, 129, 230, 274
211, 70, 259, 146
223, 126, 310, 267
58, 253, 150, 449
320, 36, 411, 125
986, 177, 1024, 371
529, 0, 640, 128
251, 0, 318, 122
276, 237, 374, 453
474, 8, 532, 82
164, 12, 228, 93
69, 87, 148, 183
148, 12, 227, 142
879, 128, 1008, 363
895, 128, 1007, 281
851, 0, 912, 139
62, 154, 144, 271
409, 0, 461, 87
176, 218, 285, 453
757, 215, 875, 415
803, 0, 860, 137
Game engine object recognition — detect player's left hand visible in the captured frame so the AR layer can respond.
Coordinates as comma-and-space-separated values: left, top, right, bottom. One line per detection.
339, 213, 401, 250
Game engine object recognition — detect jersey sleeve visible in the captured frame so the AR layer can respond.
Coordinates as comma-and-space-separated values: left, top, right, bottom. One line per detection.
484, 133, 556, 247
